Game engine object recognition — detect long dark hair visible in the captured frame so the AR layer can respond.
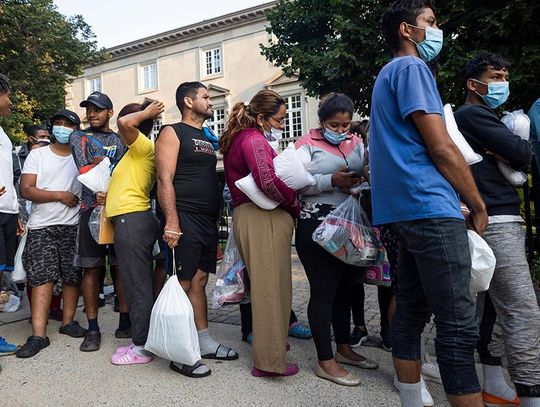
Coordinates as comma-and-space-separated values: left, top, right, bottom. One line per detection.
219, 89, 285, 154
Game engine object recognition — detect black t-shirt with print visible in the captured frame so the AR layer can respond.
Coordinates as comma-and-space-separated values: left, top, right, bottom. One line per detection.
169, 122, 220, 217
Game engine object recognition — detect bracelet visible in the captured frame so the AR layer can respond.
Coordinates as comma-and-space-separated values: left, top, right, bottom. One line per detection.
164, 230, 183, 236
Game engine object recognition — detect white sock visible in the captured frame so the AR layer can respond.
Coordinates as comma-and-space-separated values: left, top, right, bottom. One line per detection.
521, 397, 540, 407
197, 329, 237, 358
396, 379, 423, 407
132, 345, 152, 357
482, 364, 517, 401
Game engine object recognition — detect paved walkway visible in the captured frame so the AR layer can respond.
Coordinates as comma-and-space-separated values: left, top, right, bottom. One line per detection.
0, 248, 453, 406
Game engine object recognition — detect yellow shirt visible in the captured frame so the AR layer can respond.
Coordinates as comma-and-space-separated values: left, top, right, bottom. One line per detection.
106, 132, 155, 217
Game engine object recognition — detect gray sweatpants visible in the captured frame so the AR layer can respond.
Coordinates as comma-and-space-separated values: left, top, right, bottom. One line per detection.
478, 222, 540, 395
111, 210, 159, 346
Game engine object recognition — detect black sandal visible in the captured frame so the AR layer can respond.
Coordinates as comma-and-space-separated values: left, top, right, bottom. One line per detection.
169, 360, 211, 378
16, 336, 50, 358
201, 344, 239, 360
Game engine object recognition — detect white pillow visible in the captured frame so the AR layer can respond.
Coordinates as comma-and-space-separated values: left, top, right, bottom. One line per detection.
444, 104, 483, 165
235, 175, 279, 210
234, 143, 316, 210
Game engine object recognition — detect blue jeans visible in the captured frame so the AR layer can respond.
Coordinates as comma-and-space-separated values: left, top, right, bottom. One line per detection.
392, 218, 480, 395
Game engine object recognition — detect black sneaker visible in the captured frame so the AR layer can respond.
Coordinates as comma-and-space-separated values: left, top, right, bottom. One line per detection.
16, 336, 50, 358
59, 321, 88, 338
350, 326, 368, 348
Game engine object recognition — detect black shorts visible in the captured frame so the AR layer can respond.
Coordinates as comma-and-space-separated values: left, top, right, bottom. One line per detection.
0, 213, 18, 272
173, 211, 218, 281
23, 225, 82, 287
74, 208, 117, 268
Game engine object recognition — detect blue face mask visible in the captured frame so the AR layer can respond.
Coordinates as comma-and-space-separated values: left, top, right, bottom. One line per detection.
408, 25, 443, 62
323, 128, 348, 145
474, 80, 510, 109
52, 126, 73, 144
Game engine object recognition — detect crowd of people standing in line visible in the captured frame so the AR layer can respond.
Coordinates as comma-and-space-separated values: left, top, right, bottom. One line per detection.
1, 0, 540, 406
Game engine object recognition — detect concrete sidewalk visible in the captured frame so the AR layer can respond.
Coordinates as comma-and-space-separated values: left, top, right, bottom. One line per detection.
0, 248, 454, 406
0, 305, 451, 407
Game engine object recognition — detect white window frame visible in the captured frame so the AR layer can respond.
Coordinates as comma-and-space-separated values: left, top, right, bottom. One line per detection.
87, 76, 102, 95
200, 45, 223, 79
206, 106, 226, 137
280, 93, 304, 150
139, 61, 158, 94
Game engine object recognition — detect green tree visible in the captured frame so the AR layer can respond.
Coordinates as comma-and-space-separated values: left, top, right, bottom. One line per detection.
0, 0, 105, 144
261, 0, 540, 116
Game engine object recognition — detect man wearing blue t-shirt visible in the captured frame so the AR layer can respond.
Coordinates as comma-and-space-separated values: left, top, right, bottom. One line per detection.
369, 1, 487, 406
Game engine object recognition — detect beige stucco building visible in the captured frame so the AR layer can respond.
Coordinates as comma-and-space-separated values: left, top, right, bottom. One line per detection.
66, 1, 319, 157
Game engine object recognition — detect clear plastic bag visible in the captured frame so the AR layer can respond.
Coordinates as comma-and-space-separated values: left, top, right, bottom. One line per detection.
312, 195, 384, 266
501, 109, 531, 140
89, 206, 102, 243
497, 161, 528, 186
213, 229, 249, 308
0, 291, 21, 313
362, 249, 392, 287
145, 248, 201, 366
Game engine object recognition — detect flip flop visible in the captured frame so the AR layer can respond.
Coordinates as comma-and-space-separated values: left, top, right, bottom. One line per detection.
201, 344, 239, 360
169, 360, 211, 378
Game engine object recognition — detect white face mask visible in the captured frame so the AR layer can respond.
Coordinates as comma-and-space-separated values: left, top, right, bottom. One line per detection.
264, 127, 283, 152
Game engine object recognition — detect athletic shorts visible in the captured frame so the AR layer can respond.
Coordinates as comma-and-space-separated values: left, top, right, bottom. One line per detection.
0, 213, 18, 272
23, 225, 82, 287
74, 208, 117, 268
173, 211, 218, 281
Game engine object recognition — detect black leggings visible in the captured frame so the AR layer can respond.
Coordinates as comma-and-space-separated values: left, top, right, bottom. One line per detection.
352, 282, 394, 330
296, 217, 358, 361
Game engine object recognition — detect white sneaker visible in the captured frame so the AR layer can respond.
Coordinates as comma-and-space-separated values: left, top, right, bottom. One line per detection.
393, 375, 434, 407
421, 353, 442, 384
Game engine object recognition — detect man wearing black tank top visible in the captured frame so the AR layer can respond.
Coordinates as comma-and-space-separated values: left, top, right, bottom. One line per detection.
156, 82, 238, 378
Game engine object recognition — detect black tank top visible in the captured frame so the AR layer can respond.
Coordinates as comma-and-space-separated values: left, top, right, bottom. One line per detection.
170, 123, 220, 217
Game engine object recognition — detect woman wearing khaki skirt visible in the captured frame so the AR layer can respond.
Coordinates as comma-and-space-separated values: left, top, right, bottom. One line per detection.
220, 90, 300, 377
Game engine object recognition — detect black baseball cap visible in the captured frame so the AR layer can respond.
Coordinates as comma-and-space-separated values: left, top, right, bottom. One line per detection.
80, 92, 113, 109
50, 109, 81, 126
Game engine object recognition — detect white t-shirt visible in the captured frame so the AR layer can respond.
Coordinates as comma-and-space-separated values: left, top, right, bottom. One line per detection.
0, 126, 18, 214
22, 146, 82, 229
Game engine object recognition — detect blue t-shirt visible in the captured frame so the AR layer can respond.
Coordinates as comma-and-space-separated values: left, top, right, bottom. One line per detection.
369, 56, 462, 225
528, 97, 540, 143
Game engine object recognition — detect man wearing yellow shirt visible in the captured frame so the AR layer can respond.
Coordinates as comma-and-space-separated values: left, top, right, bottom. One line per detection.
106, 100, 164, 365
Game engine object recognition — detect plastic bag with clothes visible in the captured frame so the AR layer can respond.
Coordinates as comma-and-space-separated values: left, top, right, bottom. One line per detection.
0, 291, 21, 313
362, 247, 392, 287
213, 230, 249, 308
312, 195, 384, 266
145, 248, 201, 366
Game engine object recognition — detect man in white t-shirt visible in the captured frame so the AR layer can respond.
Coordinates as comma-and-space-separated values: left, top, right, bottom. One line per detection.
16, 109, 87, 359
0, 74, 20, 358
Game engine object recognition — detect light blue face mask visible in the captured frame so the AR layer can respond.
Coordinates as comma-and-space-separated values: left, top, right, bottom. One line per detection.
408, 25, 443, 62
52, 126, 73, 144
323, 128, 348, 145
474, 80, 510, 109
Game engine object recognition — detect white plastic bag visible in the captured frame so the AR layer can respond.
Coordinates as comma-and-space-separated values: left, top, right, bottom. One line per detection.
497, 162, 528, 186
444, 104, 483, 165
213, 229, 248, 308
501, 110, 531, 140
77, 157, 111, 193
235, 143, 316, 210
145, 248, 201, 366
468, 230, 496, 294
497, 110, 530, 186
12, 231, 27, 283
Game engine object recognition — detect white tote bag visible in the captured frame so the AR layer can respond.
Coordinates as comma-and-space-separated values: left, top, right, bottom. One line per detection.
145, 248, 201, 365
468, 230, 496, 294
12, 231, 27, 283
